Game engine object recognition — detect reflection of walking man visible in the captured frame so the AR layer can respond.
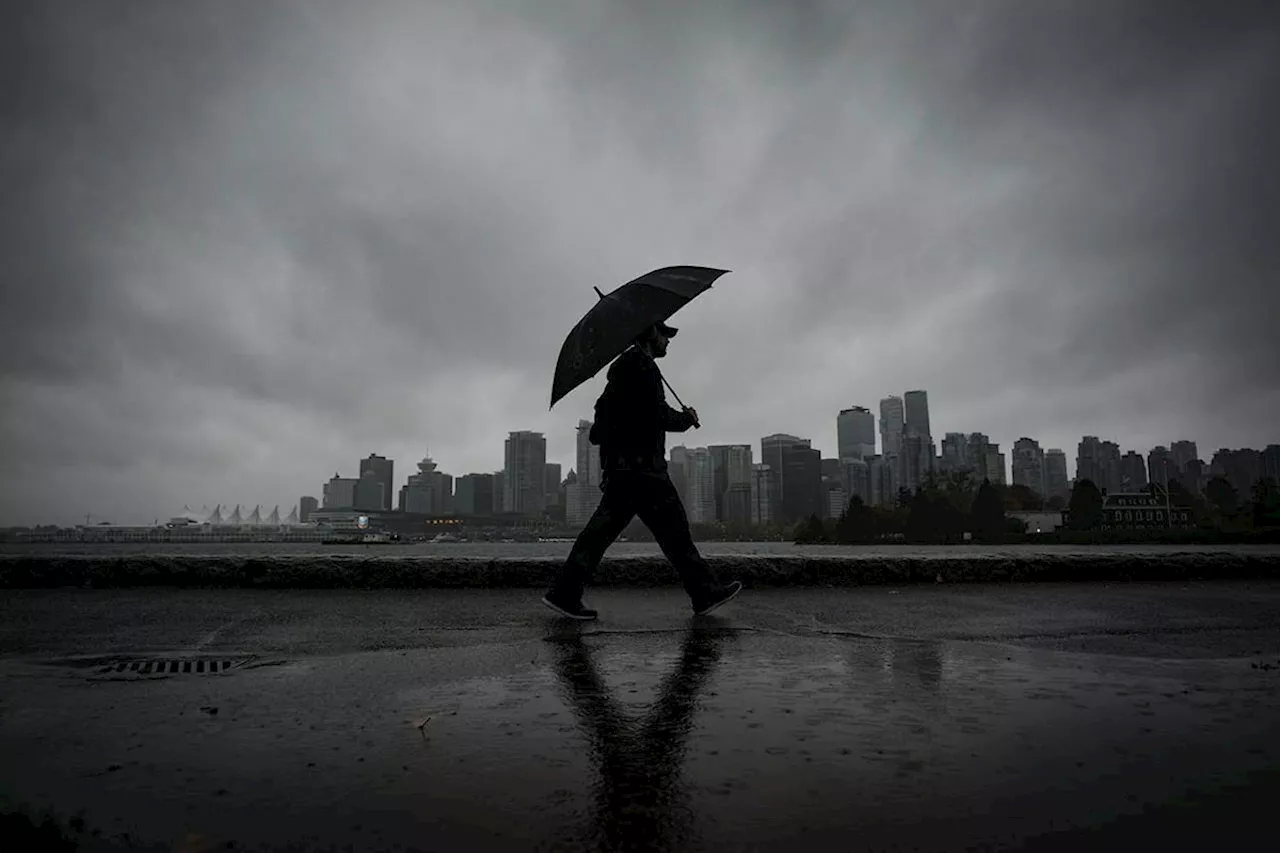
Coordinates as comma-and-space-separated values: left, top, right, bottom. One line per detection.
543, 321, 742, 621
548, 625, 731, 851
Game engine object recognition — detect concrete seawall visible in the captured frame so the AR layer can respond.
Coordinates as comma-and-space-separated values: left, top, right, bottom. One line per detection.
3, 551, 1279, 588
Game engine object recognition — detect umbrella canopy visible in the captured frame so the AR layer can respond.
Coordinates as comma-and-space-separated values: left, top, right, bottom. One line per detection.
550, 265, 729, 409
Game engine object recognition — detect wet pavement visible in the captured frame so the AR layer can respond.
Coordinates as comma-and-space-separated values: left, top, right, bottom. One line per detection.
1, 582, 1279, 851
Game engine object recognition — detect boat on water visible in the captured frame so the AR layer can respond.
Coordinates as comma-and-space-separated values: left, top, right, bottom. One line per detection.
431, 532, 463, 543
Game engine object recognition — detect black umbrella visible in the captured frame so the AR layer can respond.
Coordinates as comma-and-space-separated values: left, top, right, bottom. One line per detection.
550, 265, 729, 411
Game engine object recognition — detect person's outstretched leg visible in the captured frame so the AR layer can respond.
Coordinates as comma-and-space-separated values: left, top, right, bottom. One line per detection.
637, 475, 741, 615
544, 478, 636, 619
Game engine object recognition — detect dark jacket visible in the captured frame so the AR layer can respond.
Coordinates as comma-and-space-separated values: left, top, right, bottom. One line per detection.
590, 346, 697, 472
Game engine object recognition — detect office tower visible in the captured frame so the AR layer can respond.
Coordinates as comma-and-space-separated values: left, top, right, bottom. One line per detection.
866, 455, 893, 506
686, 448, 716, 524
399, 455, 453, 515
298, 496, 318, 523
1120, 451, 1148, 491
900, 434, 931, 492
322, 473, 358, 508
504, 431, 547, 516
940, 433, 967, 475
359, 454, 394, 514
355, 469, 387, 511
711, 444, 753, 523
903, 390, 931, 441
837, 406, 876, 461
544, 463, 563, 508
669, 445, 692, 508
842, 457, 871, 505
761, 434, 823, 523
879, 396, 904, 459
492, 470, 505, 512
454, 473, 495, 516
750, 464, 774, 525
567, 420, 604, 527
1044, 449, 1069, 502
1012, 438, 1047, 496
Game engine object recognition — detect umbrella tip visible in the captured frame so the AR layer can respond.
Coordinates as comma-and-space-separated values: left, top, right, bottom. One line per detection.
593, 286, 605, 299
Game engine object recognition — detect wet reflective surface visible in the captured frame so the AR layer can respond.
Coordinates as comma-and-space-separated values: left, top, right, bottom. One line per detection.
1, 585, 1279, 851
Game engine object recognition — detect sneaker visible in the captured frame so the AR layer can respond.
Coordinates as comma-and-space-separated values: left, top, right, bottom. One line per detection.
693, 581, 743, 617
541, 594, 598, 621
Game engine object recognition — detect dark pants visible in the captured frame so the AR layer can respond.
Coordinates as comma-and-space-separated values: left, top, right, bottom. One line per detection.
549, 470, 720, 603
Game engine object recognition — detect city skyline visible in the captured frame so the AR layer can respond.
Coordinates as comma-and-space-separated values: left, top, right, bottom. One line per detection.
4, 3, 1278, 526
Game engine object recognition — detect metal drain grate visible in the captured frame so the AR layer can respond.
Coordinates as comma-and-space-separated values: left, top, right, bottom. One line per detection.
91, 657, 254, 676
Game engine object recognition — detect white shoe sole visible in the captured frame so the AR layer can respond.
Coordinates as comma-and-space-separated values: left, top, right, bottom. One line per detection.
541, 596, 597, 621
694, 584, 742, 617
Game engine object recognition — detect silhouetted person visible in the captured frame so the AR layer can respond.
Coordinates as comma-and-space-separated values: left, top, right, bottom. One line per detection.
542, 321, 742, 620
548, 624, 731, 851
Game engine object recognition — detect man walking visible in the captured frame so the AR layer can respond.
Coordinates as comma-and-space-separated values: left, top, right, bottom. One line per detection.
542, 321, 742, 621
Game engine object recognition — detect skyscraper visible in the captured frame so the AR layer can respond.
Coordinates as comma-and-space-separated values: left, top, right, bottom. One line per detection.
453, 473, 495, 516
1044, 449, 1069, 503
1148, 446, 1174, 488
760, 434, 823, 523
1171, 440, 1199, 476
984, 444, 1006, 485
322, 473, 358, 509
903, 390, 931, 441
879, 396, 904, 460
686, 447, 716, 524
359, 454, 394, 514
544, 463, 563, 509
750, 464, 774, 525
1120, 451, 1148, 491
504, 431, 547, 516
1264, 445, 1280, 484
1012, 438, 1047, 496
399, 455, 452, 515
837, 406, 876, 460
710, 444, 753, 522
567, 421, 603, 527
1077, 436, 1122, 494
298, 495, 318, 523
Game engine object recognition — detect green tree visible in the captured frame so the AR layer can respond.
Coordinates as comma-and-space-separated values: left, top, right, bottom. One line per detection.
1252, 478, 1280, 529
794, 514, 827, 544
1067, 479, 1105, 530
1205, 476, 1239, 518
905, 489, 940, 543
971, 478, 1006, 541
836, 495, 875, 544
1003, 483, 1044, 512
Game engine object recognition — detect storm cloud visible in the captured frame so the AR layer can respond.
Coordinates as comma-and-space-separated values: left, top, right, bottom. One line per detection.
2, 0, 1278, 524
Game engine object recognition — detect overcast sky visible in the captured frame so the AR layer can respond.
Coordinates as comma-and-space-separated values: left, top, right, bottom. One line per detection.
3, 0, 1278, 525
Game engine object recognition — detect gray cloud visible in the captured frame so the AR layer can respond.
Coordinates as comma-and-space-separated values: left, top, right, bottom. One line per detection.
2, 0, 1277, 524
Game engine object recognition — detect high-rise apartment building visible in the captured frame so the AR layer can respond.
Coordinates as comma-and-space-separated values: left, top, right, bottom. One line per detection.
1044, 449, 1069, 503
299, 496, 318, 523
1119, 451, 1148, 491
750, 464, 774, 526
710, 444, 753, 522
1012, 438, 1047, 496
686, 448, 716, 524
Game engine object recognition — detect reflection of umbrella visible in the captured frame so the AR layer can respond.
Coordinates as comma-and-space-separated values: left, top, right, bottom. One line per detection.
550, 265, 729, 410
